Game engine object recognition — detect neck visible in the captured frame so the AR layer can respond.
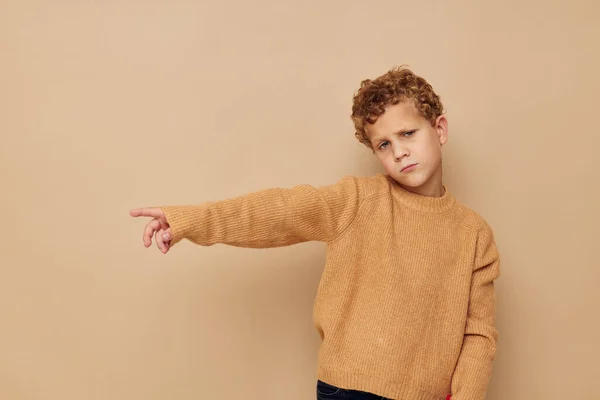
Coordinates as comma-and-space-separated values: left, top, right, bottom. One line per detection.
403, 183, 445, 198
387, 174, 454, 213
404, 166, 444, 197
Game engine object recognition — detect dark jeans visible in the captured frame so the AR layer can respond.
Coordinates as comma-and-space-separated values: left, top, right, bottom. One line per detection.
316, 380, 391, 400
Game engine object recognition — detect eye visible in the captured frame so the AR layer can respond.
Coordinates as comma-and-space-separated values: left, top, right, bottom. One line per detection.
378, 141, 390, 150
403, 130, 416, 137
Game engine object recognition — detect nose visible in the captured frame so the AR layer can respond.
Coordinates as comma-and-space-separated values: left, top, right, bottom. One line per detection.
394, 145, 409, 162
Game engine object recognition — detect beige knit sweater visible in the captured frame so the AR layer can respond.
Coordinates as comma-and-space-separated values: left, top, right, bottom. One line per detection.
161, 174, 500, 400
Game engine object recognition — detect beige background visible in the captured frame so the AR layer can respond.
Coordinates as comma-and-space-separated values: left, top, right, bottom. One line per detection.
1, 0, 598, 399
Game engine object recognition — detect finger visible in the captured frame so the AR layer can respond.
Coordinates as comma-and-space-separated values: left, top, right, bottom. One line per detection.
143, 219, 161, 247
156, 229, 166, 253
158, 217, 170, 231
130, 208, 163, 219
162, 229, 172, 253
162, 228, 172, 244
157, 229, 172, 254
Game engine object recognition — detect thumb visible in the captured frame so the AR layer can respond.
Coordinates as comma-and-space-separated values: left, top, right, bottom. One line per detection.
162, 229, 172, 243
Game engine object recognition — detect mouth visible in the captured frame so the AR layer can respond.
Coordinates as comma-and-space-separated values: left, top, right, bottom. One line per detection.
401, 163, 418, 172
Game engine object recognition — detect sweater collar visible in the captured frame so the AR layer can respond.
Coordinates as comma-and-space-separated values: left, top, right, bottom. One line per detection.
385, 175, 456, 213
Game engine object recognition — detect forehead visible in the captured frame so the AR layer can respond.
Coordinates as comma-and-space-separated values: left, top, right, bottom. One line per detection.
367, 101, 424, 139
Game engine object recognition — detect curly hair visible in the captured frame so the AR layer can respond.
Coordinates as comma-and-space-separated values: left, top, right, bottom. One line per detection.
351, 66, 445, 148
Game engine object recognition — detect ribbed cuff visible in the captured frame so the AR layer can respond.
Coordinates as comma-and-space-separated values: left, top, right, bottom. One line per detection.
161, 205, 196, 246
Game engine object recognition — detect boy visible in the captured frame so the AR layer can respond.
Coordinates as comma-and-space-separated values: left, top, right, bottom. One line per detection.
131, 67, 500, 400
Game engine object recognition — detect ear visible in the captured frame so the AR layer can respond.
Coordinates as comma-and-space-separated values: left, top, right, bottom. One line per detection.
435, 114, 448, 146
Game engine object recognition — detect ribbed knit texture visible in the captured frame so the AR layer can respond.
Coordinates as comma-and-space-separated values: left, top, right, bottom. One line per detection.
161, 174, 500, 400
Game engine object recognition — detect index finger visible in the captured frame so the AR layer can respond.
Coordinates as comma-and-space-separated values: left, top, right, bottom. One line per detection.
130, 208, 163, 218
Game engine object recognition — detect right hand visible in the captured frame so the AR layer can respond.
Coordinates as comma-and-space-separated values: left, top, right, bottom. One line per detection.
130, 207, 173, 254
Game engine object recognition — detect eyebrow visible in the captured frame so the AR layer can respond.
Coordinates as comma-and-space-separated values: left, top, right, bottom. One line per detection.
371, 127, 414, 143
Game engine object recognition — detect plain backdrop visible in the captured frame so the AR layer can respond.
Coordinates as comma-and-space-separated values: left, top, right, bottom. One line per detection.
1, 1, 599, 399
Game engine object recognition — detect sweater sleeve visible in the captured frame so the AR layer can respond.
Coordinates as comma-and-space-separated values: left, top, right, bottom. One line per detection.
450, 225, 500, 400
159, 176, 362, 248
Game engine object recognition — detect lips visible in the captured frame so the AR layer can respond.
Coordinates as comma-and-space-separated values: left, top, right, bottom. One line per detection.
401, 163, 418, 172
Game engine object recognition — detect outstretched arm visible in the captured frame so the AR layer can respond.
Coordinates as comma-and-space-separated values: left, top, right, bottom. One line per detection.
131, 176, 362, 253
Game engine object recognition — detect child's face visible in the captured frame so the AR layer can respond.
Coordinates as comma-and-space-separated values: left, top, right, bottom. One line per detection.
367, 101, 448, 197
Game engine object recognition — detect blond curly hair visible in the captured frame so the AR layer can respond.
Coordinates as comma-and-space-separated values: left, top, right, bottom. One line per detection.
351, 66, 445, 148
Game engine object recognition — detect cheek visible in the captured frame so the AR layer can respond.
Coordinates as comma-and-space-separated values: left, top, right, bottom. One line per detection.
376, 153, 395, 169
431, 141, 443, 158
423, 138, 442, 161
